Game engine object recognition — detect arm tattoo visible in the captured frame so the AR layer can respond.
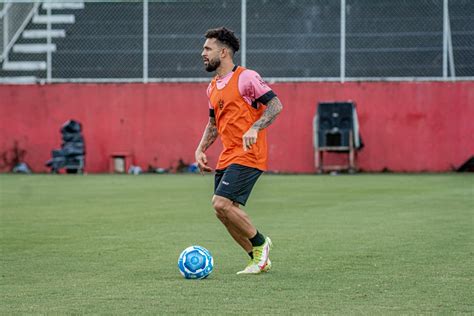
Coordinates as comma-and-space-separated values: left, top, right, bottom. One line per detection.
252, 96, 283, 130
198, 117, 218, 152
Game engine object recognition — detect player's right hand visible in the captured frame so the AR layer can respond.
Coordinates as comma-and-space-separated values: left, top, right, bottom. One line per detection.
195, 151, 212, 175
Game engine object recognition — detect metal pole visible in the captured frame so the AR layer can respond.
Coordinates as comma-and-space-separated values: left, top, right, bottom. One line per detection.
241, 0, 246, 67
143, 0, 149, 83
340, 0, 346, 83
442, 0, 448, 79
47, 7, 52, 82
447, 0, 455, 79
3, 7, 8, 62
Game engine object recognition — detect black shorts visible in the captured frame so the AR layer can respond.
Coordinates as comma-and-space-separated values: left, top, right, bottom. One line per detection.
214, 164, 263, 206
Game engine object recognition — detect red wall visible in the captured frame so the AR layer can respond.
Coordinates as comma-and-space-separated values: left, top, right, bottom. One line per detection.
0, 82, 472, 173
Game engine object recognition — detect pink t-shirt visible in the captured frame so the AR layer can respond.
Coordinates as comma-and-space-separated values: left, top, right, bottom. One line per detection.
206, 68, 273, 110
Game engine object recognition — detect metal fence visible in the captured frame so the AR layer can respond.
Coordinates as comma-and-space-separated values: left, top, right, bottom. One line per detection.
0, 1, 38, 62
0, 0, 473, 83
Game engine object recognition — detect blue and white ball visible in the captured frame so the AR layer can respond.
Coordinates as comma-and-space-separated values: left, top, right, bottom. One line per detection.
178, 245, 214, 279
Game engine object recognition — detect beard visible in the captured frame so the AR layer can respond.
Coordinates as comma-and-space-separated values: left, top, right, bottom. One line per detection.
205, 58, 221, 72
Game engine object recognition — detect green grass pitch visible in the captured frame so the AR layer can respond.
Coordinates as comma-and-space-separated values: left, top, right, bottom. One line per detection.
1, 174, 472, 314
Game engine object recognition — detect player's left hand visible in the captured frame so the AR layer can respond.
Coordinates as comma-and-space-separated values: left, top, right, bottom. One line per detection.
242, 127, 259, 151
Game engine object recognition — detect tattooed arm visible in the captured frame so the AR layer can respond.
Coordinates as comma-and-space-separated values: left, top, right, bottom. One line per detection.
242, 96, 283, 151
252, 96, 284, 130
195, 117, 218, 174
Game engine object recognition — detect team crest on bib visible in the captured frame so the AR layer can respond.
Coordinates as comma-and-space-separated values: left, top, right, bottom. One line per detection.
218, 99, 225, 109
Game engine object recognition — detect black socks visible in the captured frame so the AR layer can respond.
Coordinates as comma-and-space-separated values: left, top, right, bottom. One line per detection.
249, 231, 265, 247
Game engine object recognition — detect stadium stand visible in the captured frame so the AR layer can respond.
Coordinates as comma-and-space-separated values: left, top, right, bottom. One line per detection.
0, 0, 473, 80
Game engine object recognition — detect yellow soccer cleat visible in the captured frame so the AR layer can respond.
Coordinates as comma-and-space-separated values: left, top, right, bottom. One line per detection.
236, 260, 261, 274
252, 236, 272, 270
237, 237, 273, 275
261, 258, 272, 272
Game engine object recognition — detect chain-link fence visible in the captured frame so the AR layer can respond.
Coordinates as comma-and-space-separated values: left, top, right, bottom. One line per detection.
0, 0, 473, 83
0, 1, 38, 62
346, 0, 444, 78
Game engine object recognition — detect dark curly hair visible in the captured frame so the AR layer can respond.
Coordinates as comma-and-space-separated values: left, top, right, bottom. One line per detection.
204, 27, 240, 55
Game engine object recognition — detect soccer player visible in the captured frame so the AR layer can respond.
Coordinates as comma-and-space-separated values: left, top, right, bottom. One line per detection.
195, 27, 283, 274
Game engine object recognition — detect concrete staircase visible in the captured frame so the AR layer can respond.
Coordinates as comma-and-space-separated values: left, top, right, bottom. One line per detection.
1, 1, 84, 82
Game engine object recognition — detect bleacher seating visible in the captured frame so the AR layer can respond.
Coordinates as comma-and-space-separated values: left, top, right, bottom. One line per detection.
0, 0, 473, 80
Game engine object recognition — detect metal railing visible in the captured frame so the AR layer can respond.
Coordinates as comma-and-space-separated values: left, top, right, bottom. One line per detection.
0, 1, 38, 63
0, 0, 473, 83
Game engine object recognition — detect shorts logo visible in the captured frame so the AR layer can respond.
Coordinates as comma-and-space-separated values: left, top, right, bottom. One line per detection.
218, 99, 224, 109
222, 181, 229, 185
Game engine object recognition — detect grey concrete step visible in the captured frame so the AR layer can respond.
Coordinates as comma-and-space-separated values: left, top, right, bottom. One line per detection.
23, 29, 66, 39
42, 2, 84, 10
3, 61, 46, 71
13, 44, 57, 53
33, 14, 75, 24
0, 76, 37, 84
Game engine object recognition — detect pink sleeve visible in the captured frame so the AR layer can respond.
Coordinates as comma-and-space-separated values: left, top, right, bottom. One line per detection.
206, 83, 213, 109
238, 69, 273, 106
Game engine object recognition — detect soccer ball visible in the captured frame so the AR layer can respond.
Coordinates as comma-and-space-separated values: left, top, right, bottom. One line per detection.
178, 245, 214, 279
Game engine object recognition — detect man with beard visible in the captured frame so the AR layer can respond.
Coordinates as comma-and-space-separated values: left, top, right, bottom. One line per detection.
195, 27, 283, 274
